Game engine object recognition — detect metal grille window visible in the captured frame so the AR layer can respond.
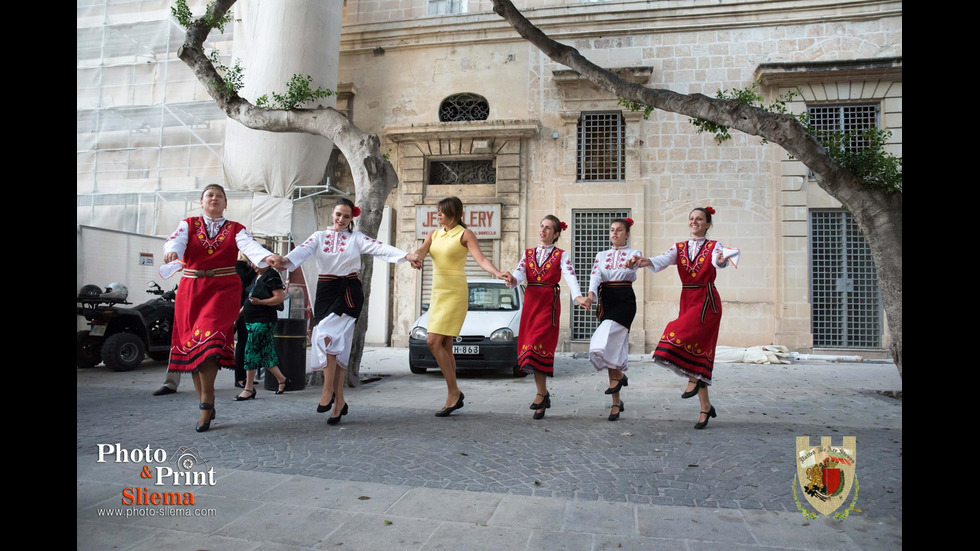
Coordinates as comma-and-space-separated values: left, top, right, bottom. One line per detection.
439, 93, 489, 122
809, 210, 882, 348
571, 209, 631, 340
427, 0, 465, 16
577, 112, 625, 182
428, 160, 496, 185
807, 104, 879, 152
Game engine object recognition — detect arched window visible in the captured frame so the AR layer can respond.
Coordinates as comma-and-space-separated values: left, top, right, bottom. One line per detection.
438, 93, 489, 122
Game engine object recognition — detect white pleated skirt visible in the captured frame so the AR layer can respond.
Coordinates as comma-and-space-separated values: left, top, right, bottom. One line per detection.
311, 313, 357, 370
589, 319, 630, 371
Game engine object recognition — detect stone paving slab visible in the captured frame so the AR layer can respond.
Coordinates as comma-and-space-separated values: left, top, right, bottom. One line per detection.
77, 348, 901, 549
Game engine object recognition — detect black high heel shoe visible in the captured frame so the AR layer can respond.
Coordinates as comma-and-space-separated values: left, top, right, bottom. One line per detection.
529, 393, 551, 410
604, 375, 629, 395
435, 392, 465, 417
531, 393, 551, 420
233, 388, 256, 401
608, 400, 625, 421
327, 402, 349, 425
275, 377, 292, 395
196, 402, 215, 432
317, 393, 336, 413
694, 405, 717, 429
681, 379, 705, 399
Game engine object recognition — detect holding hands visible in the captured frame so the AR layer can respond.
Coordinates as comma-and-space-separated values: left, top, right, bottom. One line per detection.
625, 256, 652, 270
575, 295, 593, 310
406, 253, 423, 270
263, 254, 286, 270
499, 272, 517, 286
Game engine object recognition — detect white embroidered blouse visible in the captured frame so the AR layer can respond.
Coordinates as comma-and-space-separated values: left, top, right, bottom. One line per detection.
588, 247, 643, 297
164, 215, 274, 266
642, 237, 739, 273
283, 229, 408, 275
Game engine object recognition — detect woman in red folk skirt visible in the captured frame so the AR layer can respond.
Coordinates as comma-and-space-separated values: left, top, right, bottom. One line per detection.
164, 184, 281, 432
502, 215, 590, 420
631, 206, 739, 429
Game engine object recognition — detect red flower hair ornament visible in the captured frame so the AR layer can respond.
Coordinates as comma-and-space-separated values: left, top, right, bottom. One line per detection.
624, 217, 635, 227
705, 206, 716, 215
559, 221, 568, 231
352, 206, 361, 217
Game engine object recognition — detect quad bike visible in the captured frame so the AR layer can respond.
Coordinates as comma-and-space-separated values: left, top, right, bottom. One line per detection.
76, 282, 176, 371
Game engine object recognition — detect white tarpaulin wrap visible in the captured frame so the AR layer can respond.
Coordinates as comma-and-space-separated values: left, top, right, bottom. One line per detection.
290, 197, 320, 309
250, 193, 294, 237
714, 345, 791, 364
223, 0, 342, 198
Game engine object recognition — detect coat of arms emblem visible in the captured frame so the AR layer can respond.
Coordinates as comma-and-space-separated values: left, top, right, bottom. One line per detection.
795, 436, 857, 518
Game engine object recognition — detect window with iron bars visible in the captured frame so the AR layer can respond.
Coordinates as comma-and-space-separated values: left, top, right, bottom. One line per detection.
428, 159, 496, 186
809, 210, 882, 348
570, 209, 631, 340
439, 93, 489, 122
806, 104, 879, 178
577, 112, 625, 182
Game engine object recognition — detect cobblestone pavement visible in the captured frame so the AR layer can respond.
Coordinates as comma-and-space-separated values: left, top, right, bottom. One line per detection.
77, 348, 902, 549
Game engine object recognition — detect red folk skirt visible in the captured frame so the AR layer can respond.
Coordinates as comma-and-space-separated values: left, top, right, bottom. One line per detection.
653, 240, 722, 384
168, 218, 243, 372
517, 282, 561, 376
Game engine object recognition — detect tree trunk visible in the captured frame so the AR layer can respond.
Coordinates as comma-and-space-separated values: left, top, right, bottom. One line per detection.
177, 0, 398, 382
491, 0, 902, 376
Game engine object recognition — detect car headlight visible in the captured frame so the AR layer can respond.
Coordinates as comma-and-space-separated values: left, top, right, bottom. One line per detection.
490, 328, 514, 342
410, 326, 428, 340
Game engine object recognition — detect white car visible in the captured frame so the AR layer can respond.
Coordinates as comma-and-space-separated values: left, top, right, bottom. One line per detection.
408, 279, 525, 377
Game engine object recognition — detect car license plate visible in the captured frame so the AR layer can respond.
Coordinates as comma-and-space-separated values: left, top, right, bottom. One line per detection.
90, 325, 107, 337
453, 345, 479, 355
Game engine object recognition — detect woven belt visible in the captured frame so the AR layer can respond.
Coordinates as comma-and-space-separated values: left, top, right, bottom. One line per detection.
527, 282, 560, 327
596, 280, 632, 321
318, 273, 360, 309
682, 282, 718, 323
182, 266, 237, 278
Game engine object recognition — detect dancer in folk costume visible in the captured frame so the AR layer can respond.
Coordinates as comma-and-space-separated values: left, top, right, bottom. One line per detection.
412, 196, 508, 417
630, 206, 739, 429
502, 215, 590, 420
283, 198, 421, 425
587, 218, 643, 421
164, 184, 281, 432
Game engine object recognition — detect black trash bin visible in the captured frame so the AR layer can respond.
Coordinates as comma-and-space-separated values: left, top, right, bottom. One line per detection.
267, 318, 307, 391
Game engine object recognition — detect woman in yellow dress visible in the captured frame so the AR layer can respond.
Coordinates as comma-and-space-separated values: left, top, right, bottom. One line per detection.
413, 197, 508, 416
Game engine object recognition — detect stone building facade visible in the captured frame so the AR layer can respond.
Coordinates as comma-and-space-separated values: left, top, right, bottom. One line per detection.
76, 0, 902, 355
340, 0, 902, 353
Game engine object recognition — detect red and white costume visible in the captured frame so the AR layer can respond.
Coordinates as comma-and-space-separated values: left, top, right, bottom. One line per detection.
164, 216, 274, 372
284, 229, 408, 370
587, 247, 643, 371
643, 238, 738, 384
508, 246, 583, 376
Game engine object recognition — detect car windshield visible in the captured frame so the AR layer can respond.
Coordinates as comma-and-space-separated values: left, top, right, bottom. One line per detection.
467, 282, 520, 311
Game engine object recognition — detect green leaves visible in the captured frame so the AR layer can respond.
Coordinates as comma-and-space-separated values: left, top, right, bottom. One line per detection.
207, 49, 244, 96
617, 98, 654, 120
171, 1, 233, 33
255, 75, 335, 110
171, 0, 193, 28
813, 126, 902, 193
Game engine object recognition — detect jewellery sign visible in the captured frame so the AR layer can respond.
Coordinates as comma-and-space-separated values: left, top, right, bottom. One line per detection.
793, 436, 858, 520
416, 204, 501, 239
